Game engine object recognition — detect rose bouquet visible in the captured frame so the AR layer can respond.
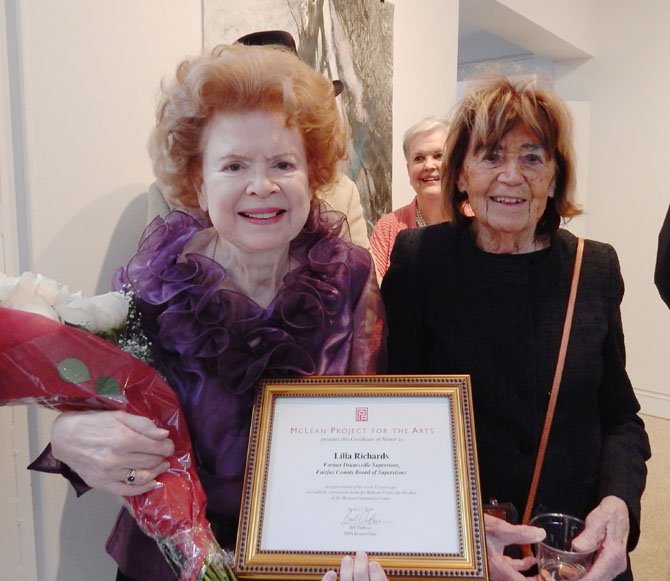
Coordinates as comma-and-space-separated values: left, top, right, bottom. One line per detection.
0, 273, 236, 581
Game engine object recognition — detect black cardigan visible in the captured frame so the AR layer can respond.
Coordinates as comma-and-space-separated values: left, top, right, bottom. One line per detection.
382, 223, 650, 552
655, 203, 670, 308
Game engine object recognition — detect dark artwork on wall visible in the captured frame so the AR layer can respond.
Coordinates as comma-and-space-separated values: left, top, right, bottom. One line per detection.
204, 0, 393, 231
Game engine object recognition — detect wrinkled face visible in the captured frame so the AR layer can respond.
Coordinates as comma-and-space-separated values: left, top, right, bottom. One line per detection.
457, 123, 556, 240
406, 127, 448, 198
197, 110, 311, 255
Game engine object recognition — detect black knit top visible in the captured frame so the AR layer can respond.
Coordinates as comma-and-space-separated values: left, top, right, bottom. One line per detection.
382, 222, 650, 551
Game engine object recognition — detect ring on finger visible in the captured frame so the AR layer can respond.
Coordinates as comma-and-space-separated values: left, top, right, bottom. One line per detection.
125, 468, 137, 484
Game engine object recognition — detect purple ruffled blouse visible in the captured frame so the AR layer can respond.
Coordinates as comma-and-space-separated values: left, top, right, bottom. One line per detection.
106, 204, 386, 579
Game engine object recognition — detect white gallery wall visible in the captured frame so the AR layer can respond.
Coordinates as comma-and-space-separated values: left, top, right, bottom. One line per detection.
391, 1, 458, 208
554, 1, 670, 419
2, 1, 202, 578
1, 0, 668, 579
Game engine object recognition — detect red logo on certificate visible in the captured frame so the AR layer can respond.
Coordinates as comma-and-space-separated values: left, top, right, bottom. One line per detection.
355, 407, 368, 422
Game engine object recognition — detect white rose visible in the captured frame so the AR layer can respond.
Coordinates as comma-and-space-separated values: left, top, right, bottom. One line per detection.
55, 291, 130, 333
0, 272, 65, 321
35, 273, 66, 305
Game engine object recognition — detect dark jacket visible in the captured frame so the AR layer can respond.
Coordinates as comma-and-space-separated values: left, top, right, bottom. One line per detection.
655, 204, 670, 308
382, 223, 650, 562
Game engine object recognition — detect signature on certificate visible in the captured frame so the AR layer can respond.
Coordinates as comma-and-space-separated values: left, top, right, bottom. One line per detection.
341, 506, 390, 527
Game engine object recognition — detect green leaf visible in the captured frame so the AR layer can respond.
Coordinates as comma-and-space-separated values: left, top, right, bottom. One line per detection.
57, 358, 91, 383
94, 376, 121, 397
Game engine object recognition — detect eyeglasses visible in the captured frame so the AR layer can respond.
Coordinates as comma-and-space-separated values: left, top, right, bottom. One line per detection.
470, 145, 553, 176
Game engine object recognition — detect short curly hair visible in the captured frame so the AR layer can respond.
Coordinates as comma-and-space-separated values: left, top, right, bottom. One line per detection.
150, 43, 349, 208
402, 116, 449, 163
442, 74, 581, 236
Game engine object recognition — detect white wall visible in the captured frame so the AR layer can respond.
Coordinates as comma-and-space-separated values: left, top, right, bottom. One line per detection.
391, 0, 459, 209
461, 0, 596, 60
17, 2, 201, 296
0, 0, 19, 277
554, 1, 670, 418
3, 1, 201, 579
494, 0, 597, 56
0, 6, 34, 578
0, 408, 37, 580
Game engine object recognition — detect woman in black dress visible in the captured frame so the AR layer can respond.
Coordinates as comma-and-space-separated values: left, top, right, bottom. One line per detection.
383, 75, 650, 581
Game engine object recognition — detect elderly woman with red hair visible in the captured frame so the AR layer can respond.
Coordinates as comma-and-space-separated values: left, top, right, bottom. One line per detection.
35, 43, 386, 580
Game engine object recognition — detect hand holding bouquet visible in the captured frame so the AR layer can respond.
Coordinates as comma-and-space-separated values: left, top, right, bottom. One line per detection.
0, 273, 236, 581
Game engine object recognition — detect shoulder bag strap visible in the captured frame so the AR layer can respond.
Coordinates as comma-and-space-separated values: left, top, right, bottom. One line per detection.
521, 237, 585, 530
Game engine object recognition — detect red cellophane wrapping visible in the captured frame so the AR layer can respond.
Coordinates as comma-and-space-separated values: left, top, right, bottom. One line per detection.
0, 306, 234, 581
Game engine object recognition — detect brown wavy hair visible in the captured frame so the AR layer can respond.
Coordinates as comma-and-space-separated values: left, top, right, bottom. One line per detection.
442, 74, 582, 235
150, 44, 348, 208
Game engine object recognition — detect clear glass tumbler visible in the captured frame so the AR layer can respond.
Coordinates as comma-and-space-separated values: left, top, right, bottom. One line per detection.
529, 513, 597, 580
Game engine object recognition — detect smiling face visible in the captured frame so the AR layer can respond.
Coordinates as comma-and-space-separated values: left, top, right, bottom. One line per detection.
457, 123, 556, 252
196, 110, 311, 257
406, 127, 448, 199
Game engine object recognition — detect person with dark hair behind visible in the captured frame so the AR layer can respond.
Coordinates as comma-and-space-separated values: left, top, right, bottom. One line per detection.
654, 203, 670, 307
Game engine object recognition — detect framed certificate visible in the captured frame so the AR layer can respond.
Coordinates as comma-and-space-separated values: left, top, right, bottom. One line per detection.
234, 375, 488, 580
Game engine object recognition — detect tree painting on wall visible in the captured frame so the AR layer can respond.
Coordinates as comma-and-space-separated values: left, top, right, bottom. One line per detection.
204, 0, 394, 232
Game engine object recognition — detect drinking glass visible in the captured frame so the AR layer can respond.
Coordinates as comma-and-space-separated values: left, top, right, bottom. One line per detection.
529, 513, 597, 580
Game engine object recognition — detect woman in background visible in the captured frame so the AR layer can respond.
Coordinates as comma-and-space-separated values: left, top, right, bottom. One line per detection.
370, 117, 449, 280
383, 75, 650, 580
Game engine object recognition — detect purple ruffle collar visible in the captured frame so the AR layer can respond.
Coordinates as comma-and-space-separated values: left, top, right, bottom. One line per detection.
117, 203, 364, 396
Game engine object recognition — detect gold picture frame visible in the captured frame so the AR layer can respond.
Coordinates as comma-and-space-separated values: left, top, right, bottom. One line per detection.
234, 375, 488, 580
